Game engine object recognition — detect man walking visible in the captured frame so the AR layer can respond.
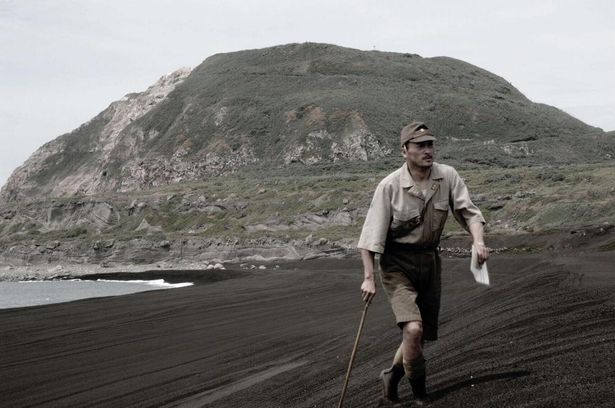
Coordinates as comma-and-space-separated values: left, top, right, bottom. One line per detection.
358, 121, 489, 406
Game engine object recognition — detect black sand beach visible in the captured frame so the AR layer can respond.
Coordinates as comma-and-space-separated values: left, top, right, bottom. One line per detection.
1, 235, 615, 407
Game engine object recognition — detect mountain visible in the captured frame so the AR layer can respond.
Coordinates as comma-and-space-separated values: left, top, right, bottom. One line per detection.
2, 43, 613, 202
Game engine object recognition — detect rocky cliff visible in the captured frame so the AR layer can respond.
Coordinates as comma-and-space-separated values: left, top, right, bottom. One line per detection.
2, 43, 613, 202
1, 68, 191, 201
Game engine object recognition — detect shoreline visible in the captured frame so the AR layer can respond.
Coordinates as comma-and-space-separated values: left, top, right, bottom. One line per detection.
0, 260, 229, 281
1, 225, 612, 282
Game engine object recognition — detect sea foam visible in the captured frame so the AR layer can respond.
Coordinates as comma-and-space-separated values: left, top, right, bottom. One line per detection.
95, 279, 194, 288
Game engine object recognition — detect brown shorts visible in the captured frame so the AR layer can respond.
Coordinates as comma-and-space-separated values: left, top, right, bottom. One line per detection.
379, 243, 442, 341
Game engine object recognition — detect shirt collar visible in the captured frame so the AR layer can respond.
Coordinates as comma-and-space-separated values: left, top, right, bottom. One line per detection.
400, 162, 443, 188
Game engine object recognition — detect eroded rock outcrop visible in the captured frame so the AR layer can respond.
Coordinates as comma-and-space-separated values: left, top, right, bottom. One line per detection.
1, 68, 191, 201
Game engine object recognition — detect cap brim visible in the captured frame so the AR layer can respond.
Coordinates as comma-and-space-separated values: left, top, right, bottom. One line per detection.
409, 135, 436, 143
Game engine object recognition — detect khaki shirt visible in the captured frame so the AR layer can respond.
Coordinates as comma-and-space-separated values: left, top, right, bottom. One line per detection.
358, 162, 485, 254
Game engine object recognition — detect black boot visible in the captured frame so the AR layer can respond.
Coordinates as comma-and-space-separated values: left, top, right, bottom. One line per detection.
409, 376, 429, 406
379, 364, 405, 403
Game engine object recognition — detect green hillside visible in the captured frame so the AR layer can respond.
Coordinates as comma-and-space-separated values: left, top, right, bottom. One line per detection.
2, 43, 613, 202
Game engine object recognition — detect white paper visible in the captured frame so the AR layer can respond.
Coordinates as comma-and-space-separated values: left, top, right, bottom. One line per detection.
471, 245, 490, 285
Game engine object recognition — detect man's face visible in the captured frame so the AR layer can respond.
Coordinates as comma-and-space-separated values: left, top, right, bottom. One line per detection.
402, 140, 435, 169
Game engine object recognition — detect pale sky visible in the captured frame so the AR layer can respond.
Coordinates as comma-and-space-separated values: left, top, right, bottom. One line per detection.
1, 0, 614, 187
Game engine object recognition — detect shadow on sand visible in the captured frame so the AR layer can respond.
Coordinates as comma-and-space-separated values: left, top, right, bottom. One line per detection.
429, 370, 532, 401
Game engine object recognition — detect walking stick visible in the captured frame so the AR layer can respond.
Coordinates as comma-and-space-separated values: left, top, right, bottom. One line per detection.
337, 301, 370, 408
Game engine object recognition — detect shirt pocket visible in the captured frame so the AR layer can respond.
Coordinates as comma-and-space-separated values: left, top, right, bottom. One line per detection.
389, 208, 421, 238
432, 200, 449, 232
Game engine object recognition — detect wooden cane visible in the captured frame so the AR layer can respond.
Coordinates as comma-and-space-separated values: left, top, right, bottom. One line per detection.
337, 301, 370, 408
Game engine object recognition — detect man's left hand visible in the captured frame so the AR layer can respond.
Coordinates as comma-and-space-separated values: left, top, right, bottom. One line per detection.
474, 242, 490, 265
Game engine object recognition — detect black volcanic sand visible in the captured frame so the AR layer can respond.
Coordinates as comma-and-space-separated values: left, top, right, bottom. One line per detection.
2, 237, 615, 407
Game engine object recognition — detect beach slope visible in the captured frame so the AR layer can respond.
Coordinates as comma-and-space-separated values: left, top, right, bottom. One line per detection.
1, 250, 614, 407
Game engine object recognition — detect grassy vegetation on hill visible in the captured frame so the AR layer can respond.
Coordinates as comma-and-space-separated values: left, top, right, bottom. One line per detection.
3, 43, 614, 203
137, 42, 608, 164
1, 164, 613, 254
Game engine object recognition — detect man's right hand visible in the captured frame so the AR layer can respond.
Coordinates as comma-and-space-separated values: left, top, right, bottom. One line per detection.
361, 277, 376, 304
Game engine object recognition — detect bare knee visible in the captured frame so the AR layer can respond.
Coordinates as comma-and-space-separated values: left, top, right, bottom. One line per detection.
402, 321, 423, 343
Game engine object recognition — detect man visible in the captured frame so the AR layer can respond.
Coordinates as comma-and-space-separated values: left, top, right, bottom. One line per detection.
358, 121, 489, 406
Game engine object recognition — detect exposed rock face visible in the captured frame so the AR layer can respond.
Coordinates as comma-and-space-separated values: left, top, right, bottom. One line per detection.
1, 68, 192, 201
282, 108, 390, 164
246, 209, 356, 232
135, 218, 163, 233
45, 201, 120, 232
2, 43, 612, 203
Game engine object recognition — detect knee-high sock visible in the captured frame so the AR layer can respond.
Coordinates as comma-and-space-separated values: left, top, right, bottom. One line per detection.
403, 355, 426, 380
392, 342, 404, 367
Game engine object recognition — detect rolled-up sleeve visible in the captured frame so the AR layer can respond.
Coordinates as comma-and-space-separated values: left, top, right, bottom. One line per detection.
357, 182, 392, 254
449, 169, 485, 231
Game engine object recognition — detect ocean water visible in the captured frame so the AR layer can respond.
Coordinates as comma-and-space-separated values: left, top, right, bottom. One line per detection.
0, 279, 193, 309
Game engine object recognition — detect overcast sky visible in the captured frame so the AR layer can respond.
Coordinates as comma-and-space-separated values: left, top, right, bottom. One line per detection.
1, 0, 614, 187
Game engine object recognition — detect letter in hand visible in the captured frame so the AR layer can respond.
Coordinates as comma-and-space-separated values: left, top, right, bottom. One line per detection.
471, 244, 490, 286
474, 242, 490, 265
